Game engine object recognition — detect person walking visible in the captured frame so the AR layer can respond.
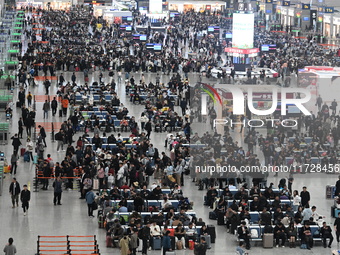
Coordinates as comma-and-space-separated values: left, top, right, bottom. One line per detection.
10, 152, 19, 175
26, 91, 32, 107
5, 75, 12, 90
162, 231, 172, 255
3, 238, 16, 255
20, 184, 30, 216
9, 178, 20, 208
85, 187, 95, 218
53, 177, 63, 205
334, 212, 340, 243
119, 234, 130, 255
144, 120, 152, 140
44, 78, 51, 95
71, 72, 76, 84
42, 100, 50, 119
18, 118, 24, 139
26, 138, 34, 161
141, 222, 151, 255
11, 134, 21, 153
51, 97, 58, 116
38, 125, 47, 147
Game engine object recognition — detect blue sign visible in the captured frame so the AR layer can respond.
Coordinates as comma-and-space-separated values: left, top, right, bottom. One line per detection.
324, 7, 334, 13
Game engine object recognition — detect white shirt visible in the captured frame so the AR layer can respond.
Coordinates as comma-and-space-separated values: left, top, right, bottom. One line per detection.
150, 224, 161, 236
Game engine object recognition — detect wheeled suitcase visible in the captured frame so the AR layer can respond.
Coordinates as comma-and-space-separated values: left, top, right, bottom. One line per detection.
33, 155, 38, 164
263, 233, 274, 248
16, 101, 21, 108
209, 211, 217, 220
59, 109, 62, 117
217, 211, 225, 225
24, 152, 30, 162
202, 235, 211, 249
106, 235, 112, 247
152, 236, 162, 250
20, 148, 26, 156
207, 225, 216, 243
98, 215, 104, 228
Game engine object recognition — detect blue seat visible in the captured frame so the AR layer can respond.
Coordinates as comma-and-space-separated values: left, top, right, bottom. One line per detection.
304, 137, 312, 144
147, 200, 161, 208
114, 120, 121, 127
249, 212, 260, 224
170, 200, 179, 209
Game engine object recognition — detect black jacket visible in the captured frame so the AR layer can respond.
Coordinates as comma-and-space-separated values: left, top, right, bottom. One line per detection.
20, 189, 31, 202
9, 182, 21, 195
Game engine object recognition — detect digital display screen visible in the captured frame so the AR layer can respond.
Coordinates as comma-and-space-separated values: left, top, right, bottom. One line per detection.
225, 33, 232, 39
133, 34, 140, 40
288, 106, 301, 114
266, 10, 272, 13
122, 16, 133, 22
119, 25, 126, 30
261, 45, 269, 51
208, 27, 214, 32
146, 43, 154, 51
232, 13, 254, 49
154, 44, 162, 51
303, 17, 309, 21
140, 35, 147, 41
125, 26, 132, 31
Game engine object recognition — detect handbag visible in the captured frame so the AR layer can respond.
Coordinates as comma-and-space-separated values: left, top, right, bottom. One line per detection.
92, 202, 98, 210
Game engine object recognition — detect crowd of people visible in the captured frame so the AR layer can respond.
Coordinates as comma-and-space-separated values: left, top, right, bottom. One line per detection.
5, 3, 340, 254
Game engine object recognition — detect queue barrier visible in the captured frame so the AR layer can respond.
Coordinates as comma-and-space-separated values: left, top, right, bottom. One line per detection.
37, 235, 100, 255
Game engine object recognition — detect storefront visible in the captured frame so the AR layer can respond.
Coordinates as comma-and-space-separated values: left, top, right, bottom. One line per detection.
17, 0, 70, 10
93, 7, 132, 22
167, 0, 225, 13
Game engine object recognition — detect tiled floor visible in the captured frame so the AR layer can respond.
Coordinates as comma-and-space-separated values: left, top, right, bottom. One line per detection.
0, 69, 338, 255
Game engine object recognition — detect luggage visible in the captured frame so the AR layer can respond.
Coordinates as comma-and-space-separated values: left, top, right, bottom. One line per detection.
202, 235, 211, 249
106, 235, 112, 247
176, 240, 183, 250
59, 109, 62, 117
16, 101, 21, 108
198, 179, 204, 190
4, 165, 10, 173
152, 236, 162, 250
33, 155, 38, 164
20, 148, 26, 156
263, 233, 274, 248
209, 211, 217, 220
217, 211, 225, 225
170, 236, 176, 250
93, 179, 99, 190
24, 152, 30, 162
98, 215, 104, 228
188, 240, 195, 250
207, 225, 216, 243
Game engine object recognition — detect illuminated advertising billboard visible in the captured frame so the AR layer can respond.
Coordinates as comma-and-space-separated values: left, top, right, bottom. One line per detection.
232, 13, 254, 49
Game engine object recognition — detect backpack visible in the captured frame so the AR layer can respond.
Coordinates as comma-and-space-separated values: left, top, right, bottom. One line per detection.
55, 132, 62, 141
145, 162, 154, 176
138, 227, 144, 239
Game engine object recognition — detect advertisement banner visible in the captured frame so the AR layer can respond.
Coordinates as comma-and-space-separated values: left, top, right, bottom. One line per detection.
232, 13, 254, 49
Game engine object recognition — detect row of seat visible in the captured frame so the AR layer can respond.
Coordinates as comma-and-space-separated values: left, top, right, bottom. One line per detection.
111, 211, 197, 220
207, 188, 281, 197
100, 188, 173, 196
84, 143, 138, 150
85, 137, 135, 144
107, 199, 187, 211
239, 225, 325, 243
